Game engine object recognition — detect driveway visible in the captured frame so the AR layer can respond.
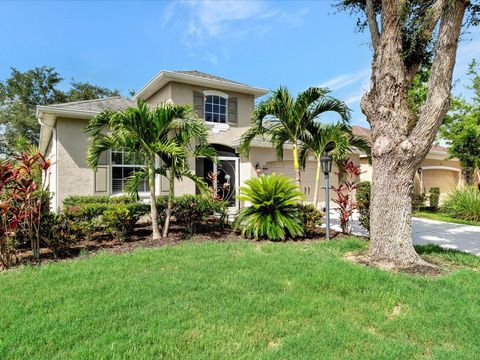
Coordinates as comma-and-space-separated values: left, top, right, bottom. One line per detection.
326, 212, 480, 256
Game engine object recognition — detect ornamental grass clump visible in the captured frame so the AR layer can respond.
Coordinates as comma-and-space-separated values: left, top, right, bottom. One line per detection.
233, 174, 304, 241
442, 186, 480, 222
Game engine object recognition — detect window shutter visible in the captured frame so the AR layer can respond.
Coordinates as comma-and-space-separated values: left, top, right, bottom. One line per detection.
95, 166, 108, 193
193, 91, 204, 118
228, 97, 238, 125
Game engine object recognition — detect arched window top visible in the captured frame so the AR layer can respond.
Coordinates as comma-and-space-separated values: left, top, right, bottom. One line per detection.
203, 91, 228, 123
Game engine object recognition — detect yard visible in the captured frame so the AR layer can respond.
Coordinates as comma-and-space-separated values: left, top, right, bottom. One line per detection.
2, 237, 480, 359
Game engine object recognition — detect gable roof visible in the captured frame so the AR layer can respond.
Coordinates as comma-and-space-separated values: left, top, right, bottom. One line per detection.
133, 70, 268, 100
37, 96, 135, 117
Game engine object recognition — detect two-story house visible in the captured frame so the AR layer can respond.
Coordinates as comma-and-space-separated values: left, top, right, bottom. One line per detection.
37, 70, 463, 211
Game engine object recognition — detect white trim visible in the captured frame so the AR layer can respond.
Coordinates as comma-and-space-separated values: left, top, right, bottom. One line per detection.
133, 70, 268, 100
422, 166, 461, 173
110, 149, 149, 195
203, 90, 229, 98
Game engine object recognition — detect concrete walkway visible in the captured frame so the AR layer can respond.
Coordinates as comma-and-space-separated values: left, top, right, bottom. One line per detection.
326, 212, 480, 256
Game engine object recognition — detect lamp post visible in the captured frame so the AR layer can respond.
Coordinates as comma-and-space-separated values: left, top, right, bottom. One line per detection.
321, 155, 333, 240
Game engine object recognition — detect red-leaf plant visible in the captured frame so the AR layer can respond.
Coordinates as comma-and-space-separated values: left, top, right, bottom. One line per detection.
331, 159, 361, 234
0, 152, 50, 268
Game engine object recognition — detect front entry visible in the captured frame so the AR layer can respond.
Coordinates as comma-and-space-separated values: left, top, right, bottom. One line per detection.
195, 145, 240, 208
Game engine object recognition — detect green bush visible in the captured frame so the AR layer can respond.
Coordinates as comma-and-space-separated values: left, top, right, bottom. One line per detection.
442, 186, 480, 222
40, 213, 77, 258
356, 181, 371, 232
63, 195, 136, 206
429, 187, 440, 209
412, 193, 426, 210
102, 207, 139, 241
298, 204, 323, 235
233, 174, 304, 241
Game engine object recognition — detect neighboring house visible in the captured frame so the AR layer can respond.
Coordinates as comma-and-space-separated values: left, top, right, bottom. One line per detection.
37, 70, 463, 211
354, 126, 464, 201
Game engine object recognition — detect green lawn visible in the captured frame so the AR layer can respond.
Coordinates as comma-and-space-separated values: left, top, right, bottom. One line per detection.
1, 238, 480, 359
413, 209, 480, 226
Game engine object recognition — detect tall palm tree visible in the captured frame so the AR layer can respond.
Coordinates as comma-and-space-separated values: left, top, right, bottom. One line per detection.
240, 86, 350, 188
299, 122, 371, 208
85, 100, 212, 240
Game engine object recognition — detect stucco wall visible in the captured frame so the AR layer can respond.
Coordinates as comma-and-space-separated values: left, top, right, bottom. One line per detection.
145, 83, 172, 105
167, 81, 254, 128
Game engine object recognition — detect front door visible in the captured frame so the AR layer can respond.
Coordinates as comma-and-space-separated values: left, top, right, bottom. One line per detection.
196, 156, 239, 208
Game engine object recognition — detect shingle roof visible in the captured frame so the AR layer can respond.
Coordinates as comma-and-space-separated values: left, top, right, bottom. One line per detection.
173, 70, 247, 86
46, 96, 135, 113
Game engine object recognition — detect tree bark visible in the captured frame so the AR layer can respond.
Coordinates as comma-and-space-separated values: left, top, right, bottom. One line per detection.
149, 165, 162, 240
162, 174, 174, 238
313, 157, 321, 209
361, 0, 468, 267
292, 142, 301, 188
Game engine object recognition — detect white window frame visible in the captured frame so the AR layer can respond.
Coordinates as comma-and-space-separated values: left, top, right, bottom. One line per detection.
110, 149, 149, 196
203, 90, 229, 124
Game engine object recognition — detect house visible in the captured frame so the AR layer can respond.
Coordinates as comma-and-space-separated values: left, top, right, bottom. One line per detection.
37, 71, 463, 211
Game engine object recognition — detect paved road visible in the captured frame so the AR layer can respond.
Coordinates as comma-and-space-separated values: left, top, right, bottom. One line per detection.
326, 212, 480, 256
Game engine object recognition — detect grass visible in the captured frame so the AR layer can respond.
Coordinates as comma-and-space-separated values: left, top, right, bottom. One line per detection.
1, 238, 480, 359
413, 209, 480, 226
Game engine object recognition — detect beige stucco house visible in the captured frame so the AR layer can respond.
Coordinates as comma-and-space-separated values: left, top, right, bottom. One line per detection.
37, 70, 463, 211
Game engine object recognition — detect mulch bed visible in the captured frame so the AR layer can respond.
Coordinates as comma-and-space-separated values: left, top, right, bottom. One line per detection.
7, 223, 341, 270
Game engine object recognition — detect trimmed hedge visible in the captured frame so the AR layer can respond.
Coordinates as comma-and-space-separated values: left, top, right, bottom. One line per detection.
63, 195, 136, 206
356, 181, 371, 232
429, 187, 440, 209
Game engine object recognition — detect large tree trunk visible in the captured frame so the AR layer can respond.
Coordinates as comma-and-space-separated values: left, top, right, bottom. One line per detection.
368, 155, 422, 265
360, 0, 467, 267
149, 165, 162, 240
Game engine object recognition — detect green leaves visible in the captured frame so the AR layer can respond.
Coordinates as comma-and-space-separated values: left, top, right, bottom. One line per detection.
233, 174, 305, 240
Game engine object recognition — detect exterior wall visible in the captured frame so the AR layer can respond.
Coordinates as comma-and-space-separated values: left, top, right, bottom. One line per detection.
56, 117, 108, 209
144, 83, 172, 105
168, 81, 254, 128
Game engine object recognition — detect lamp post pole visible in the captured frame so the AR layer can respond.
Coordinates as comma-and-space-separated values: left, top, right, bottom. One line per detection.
321, 155, 332, 241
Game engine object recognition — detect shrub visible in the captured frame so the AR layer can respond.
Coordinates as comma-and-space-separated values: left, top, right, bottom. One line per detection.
442, 186, 480, 222
102, 207, 138, 241
356, 181, 371, 232
233, 174, 304, 241
429, 187, 440, 209
412, 193, 426, 210
63, 195, 135, 206
40, 213, 77, 258
298, 204, 323, 235
332, 159, 361, 234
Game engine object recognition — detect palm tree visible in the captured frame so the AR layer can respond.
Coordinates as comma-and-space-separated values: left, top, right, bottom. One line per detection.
240, 86, 350, 188
85, 100, 212, 240
299, 122, 371, 208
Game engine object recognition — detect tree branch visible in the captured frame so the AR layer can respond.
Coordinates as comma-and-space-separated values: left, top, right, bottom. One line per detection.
366, 0, 381, 51
405, 0, 446, 83
408, 0, 468, 159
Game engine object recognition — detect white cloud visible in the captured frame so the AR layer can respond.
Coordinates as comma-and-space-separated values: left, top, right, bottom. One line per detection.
319, 68, 370, 91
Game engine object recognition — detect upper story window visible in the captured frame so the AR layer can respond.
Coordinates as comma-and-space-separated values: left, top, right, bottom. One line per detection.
111, 150, 149, 194
204, 95, 227, 123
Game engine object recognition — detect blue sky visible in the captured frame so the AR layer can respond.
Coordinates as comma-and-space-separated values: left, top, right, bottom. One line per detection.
1, 0, 479, 127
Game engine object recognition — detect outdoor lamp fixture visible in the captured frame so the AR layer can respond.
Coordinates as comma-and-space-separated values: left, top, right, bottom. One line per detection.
321, 155, 333, 240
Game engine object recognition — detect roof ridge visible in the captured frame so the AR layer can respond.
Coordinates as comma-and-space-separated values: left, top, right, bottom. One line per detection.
49, 96, 126, 107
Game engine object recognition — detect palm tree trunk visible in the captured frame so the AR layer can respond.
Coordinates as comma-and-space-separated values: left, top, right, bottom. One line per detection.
162, 173, 174, 238
292, 142, 301, 188
148, 165, 162, 240
313, 157, 321, 209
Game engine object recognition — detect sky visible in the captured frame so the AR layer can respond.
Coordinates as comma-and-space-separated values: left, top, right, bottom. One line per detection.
1, 0, 479, 128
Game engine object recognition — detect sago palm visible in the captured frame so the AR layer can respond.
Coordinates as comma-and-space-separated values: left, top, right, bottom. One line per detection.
240, 86, 350, 187
85, 100, 207, 240
299, 122, 371, 208
233, 174, 305, 241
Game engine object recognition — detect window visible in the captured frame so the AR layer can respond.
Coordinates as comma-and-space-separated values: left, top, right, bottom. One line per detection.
204, 95, 227, 123
111, 150, 149, 194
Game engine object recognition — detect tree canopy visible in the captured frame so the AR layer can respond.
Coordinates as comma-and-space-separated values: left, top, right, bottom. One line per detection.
0, 66, 120, 156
